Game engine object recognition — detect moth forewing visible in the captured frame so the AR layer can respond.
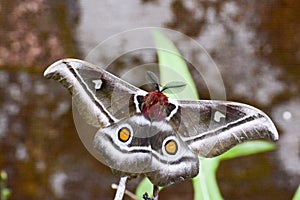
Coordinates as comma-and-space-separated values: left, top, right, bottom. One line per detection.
44, 59, 116, 127
172, 100, 279, 157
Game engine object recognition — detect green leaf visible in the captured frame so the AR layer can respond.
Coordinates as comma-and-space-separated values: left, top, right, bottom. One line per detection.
135, 178, 152, 199
151, 30, 198, 100
219, 141, 276, 161
135, 178, 162, 200
0, 171, 7, 181
151, 30, 224, 200
135, 30, 199, 199
293, 185, 300, 200
2, 188, 11, 200
194, 158, 223, 200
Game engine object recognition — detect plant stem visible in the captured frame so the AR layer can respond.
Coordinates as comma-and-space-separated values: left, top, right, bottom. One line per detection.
193, 158, 223, 200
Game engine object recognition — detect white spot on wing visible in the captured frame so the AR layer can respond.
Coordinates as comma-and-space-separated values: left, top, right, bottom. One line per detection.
92, 79, 102, 90
214, 111, 226, 122
70, 65, 118, 124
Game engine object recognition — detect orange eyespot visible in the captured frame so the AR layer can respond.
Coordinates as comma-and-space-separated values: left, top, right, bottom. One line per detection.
164, 140, 178, 155
118, 127, 131, 142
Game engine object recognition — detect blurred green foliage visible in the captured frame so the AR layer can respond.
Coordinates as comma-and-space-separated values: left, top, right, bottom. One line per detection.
293, 185, 300, 200
1, 170, 10, 200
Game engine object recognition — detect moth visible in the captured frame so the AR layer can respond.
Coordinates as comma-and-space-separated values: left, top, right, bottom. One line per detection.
44, 59, 278, 200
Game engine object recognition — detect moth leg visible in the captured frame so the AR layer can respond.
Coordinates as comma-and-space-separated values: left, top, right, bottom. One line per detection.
114, 176, 128, 200
142, 193, 152, 200
142, 185, 159, 200
153, 185, 159, 200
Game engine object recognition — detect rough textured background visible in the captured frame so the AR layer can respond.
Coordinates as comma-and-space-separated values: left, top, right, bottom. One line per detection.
0, 0, 299, 200
0, 0, 79, 69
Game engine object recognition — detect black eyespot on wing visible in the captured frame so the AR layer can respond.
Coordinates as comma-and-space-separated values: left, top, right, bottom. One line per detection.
164, 139, 178, 155
117, 127, 132, 143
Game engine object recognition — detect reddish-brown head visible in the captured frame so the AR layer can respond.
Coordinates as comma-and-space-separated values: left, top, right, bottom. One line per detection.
141, 91, 168, 121
140, 71, 186, 121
